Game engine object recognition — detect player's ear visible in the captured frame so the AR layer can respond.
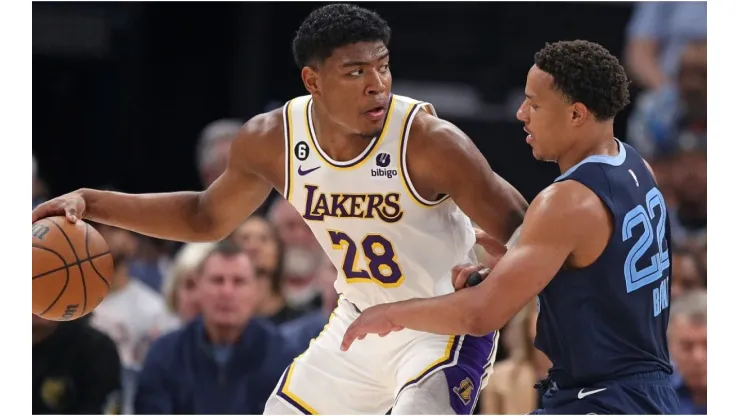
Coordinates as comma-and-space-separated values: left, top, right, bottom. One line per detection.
571, 102, 588, 126
301, 66, 320, 96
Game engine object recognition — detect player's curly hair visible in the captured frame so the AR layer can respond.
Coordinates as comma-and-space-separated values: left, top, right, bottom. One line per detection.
534, 40, 631, 121
292, 3, 391, 68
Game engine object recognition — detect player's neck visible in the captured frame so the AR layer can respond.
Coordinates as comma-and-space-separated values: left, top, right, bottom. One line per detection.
557, 124, 617, 175
311, 101, 368, 161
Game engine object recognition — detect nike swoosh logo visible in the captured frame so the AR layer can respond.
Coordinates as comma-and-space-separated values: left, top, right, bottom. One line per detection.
577, 388, 607, 399
298, 166, 320, 176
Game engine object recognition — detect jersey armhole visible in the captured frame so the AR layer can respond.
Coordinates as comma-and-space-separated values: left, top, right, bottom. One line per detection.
283, 100, 294, 202
399, 103, 451, 207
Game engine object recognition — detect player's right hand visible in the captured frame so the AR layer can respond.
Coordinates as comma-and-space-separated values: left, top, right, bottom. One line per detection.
451, 263, 489, 290
32, 191, 86, 224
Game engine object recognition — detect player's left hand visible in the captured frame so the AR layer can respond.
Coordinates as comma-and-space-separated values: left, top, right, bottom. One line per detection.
341, 304, 404, 351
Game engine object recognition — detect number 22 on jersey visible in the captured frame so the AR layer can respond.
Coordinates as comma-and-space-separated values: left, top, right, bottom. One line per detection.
622, 187, 670, 317
327, 230, 405, 287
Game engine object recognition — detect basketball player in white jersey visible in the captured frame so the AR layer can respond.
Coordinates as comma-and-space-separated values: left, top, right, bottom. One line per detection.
32, 4, 528, 414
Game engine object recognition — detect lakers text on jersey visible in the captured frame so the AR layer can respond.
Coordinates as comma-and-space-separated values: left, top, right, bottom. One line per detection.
266, 94, 498, 415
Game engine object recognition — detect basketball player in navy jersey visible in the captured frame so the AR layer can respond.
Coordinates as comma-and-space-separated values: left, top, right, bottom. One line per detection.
343, 40, 680, 414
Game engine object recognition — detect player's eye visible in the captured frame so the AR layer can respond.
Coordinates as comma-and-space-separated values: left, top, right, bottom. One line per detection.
379, 64, 390, 73
349, 69, 363, 77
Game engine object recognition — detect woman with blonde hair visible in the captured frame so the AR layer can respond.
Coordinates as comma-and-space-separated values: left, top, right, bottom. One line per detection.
480, 298, 551, 414
161, 242, 215, 326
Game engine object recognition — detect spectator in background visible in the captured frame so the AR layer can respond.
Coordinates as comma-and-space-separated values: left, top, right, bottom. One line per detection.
668, 290, 707, 414
281, 257, 340, 352
135, 241, 298, 414
480, 299, 550, 415
628, 41, 707, 162
196, 118, 244, 188
231, 215, 304, 324
128, 237, 174, 294
669, 149, 707, 249
89, 224, 177, 370
671, 247, 706, 299
161, 242, 216, 328
268, 198, 326, 312
627, 40, 706, 212
624, 1, 706, 90
33, 315, 122, 414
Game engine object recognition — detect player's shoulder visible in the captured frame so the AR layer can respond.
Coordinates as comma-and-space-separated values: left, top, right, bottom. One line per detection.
229, 107, 285, 165
529, 181, 607, 227
404, 100, 475, 163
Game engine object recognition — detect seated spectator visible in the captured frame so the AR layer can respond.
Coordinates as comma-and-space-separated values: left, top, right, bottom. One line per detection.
671, 247, 706, 299
669, 149, 707, 249
33, 314, 122, 414
134, 241, 299, 414
196, 118, 243, 188
627, 40, 706, 208
280, 257, 339, 352
268, 198, 326, 312
668, 290, 707, 414
89, 225, 177, 370
624, 2, 706, 90
161, 242, 215, 328
231, 215, 304, 324
480, 299, 550, 415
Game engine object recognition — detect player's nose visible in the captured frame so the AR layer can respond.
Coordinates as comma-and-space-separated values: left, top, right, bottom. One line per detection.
365, 69, 388, 96
516, 102, 529, 123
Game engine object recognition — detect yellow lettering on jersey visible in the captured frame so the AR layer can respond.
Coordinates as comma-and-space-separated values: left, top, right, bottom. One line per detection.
302, 184, 404, 223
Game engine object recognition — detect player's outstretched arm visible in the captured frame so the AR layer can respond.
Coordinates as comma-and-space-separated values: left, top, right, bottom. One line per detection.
341, 181, 608, 349
31, 111, 280, 242
406, 112, 528, 249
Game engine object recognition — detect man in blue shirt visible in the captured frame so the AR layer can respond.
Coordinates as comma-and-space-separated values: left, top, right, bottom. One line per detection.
668, 290, 707, 414
135, 240, 300, 414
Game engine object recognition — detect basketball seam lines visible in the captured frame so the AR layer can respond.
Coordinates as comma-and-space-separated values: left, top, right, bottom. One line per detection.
79, 224, 90, 316
47, 218, 87, 319
83, 224, 112, 289
31, 249, 111, 280
33, 244, 71, 317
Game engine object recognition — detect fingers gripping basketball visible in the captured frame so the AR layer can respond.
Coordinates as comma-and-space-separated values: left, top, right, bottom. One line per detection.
32, 217, 114, 321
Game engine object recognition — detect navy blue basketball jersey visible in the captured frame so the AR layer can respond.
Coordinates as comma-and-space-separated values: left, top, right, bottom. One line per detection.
534, 139, 673, 388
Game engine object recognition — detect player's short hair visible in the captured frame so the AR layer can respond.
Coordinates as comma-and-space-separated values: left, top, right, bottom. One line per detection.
534, 40, 630, 121
292, 3, 391, 68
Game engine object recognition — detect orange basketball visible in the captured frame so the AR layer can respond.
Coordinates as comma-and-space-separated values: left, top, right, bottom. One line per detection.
32, 216, 114, 321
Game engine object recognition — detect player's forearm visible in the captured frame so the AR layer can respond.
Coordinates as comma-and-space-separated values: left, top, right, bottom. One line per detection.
386, 288, 494, 336
81, 188, 221, 242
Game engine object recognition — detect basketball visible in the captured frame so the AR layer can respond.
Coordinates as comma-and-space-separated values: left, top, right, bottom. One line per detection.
32, 216, 114, 321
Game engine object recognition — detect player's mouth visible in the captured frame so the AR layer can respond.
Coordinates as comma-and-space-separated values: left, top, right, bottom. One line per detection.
523, 126, 533, 144
364, 104, 387, 122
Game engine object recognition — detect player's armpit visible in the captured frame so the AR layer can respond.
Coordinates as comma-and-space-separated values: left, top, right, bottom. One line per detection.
406, 113, 528, 246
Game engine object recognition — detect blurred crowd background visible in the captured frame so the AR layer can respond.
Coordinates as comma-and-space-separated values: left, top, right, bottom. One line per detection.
32, 2, 707, 415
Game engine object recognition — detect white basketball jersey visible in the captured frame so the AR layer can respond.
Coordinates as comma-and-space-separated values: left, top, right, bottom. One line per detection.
282, 94, 477, 311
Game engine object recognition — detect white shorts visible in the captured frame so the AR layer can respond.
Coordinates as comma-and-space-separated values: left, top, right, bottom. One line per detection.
268, 297, 499, 414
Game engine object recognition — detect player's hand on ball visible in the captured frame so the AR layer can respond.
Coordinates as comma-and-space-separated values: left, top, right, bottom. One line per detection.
32, 191, 86, 224
341, 304, 403, 351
